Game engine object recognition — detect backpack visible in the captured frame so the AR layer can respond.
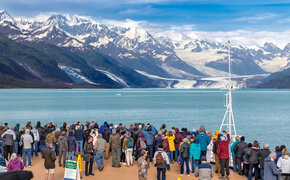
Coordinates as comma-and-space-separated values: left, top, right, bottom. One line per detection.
127, 137, 134, 148
181, 143, 189, 158
140, 139, 147, 150
156, 152, 164, 165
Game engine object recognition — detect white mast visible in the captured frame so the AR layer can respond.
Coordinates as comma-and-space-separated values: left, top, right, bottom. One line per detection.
219, 40, 237, 141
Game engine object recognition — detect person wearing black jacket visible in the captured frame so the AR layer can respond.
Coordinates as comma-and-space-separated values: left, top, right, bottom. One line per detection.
84, 136, 95, 176
213, 134, 221, 173
102, 125, 111, 160
257, 144, 271, 180
233, 136, 247, 175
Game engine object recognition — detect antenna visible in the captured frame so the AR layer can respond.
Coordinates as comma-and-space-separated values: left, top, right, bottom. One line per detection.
219, 40, 237, 141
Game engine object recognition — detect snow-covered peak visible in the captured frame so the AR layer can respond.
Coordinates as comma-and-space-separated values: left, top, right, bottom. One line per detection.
123, 27, 150, 42
261, 42, 281, 54
0, 10, 16, 24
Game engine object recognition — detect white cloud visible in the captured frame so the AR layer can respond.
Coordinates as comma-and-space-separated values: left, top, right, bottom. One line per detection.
235, 13, 279, 23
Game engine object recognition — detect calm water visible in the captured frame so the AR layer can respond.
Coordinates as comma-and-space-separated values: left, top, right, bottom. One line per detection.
0, 88, 289, 149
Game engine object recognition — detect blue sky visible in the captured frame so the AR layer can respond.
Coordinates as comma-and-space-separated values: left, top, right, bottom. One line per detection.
1, 0, 290, 32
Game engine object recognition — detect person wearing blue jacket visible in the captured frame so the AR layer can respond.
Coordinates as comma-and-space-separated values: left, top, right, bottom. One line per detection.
196, 128, 210, 158
142, 123, 157, 162
231, 136, 240, 172
264, 152, 282, 180
190, 136, 201, 173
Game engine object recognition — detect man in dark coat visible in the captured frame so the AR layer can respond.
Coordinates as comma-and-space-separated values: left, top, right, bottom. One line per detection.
234, 136, 247, 175
257, 144, 271, 180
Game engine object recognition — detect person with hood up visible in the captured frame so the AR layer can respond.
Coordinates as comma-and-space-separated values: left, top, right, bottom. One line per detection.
213, 133, 222, 173
257, 144, 271, 180
196, 125, 210, 158
180, 138, 190, 176
247, 140, 260, 180
30, 126, 39, 157
137, 133, 147, 155
142, 123, 157, 163
153, 144, 170, 180
1, 127, 16, 160
154, 132, 163, 153
109, 128, 121, 168
21, 129, 33, 168
7, 153, 24, 171
264, 152, 282, 180
194, 156, 213, 180
243, 143, 252, 177
166, 130, 175, 164
161, 134, 170, 171
57, 131, 68, 167
190, 136, 201, 173
212, 130, 220, 143
67, 130, 76, 161
42, 143, 56, 180
217, 131, 230, 180
138, 150, 149, 180
174, 128, 183, 162
277, 148, 290, 180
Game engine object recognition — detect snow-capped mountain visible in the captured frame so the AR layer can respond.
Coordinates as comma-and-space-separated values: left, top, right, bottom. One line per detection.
0, 10, 289, 88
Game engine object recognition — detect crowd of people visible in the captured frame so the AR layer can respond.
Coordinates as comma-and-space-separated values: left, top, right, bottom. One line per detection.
0, 121, 289, 180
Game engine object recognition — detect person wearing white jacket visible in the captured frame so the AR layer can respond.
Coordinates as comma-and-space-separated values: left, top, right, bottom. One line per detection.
31, 126, 39, 157
277, 148, 290, 180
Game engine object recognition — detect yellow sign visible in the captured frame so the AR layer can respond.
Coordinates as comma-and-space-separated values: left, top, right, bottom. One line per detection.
77, 154, 82, 172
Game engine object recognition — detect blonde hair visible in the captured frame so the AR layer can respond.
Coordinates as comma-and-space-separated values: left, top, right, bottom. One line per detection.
235, 136, 240, 141
9, 153, 17, 161
282, 148, 290, 158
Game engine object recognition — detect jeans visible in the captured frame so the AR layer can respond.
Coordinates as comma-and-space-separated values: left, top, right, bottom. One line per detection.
31, 142, 38, 156
135, 144, 139, 160
40, 144, 46, 153
125, 148, 133, 166
146, 145, 154, 162
191, 159, 199, 173
169, 151, 174, 164
13, 142, 18, 155
157, 168, 166, 180
68, 151, 75, 161
112, 148, 120, 166
0, 140, 4, 157
260, 168, 264, 180
232, 155, 237, 172
95, 152, 105, 167
248, 164, 259, 180
220, 158, 230, 177
174, 148, 180, 162
181, 157, 190, 175
76, 140, 83, 156
59, 151, 67, 166
23, 149, 32, 167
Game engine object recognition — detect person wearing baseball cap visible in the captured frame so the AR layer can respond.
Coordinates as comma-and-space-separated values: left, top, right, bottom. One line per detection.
194, 156, 213, 179
138, 150, 149, 180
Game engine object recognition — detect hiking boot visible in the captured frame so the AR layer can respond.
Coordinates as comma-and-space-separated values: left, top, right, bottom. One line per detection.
99, 166, 104, 171
90, 173, 95, 176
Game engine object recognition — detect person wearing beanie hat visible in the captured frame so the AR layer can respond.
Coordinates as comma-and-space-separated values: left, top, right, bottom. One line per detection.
194, 155, 213, 179
109, 128, 121, 168
217, 130, 230, 179
234, 136, 248, 175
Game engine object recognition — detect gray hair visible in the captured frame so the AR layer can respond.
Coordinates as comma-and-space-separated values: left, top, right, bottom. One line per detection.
9, 153, 17, 161
46, 142, 53, 148
183, 138, 188, 143
269, 152, 276, 159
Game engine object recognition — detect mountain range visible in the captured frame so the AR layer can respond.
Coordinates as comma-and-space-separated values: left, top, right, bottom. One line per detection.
0, 10, 289, 88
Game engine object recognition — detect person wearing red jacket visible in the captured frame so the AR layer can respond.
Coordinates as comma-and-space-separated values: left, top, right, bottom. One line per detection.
217, 131, 230, 180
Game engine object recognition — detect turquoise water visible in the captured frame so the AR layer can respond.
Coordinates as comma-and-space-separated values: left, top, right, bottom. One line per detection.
0, 88, 289, 149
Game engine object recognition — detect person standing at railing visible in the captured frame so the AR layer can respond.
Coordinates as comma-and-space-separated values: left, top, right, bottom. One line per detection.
230, 136, 240, 172
196, 125, 210, 160
217, 131, 230, 180
234, 136, 247, 175
213, 134, 222, 173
